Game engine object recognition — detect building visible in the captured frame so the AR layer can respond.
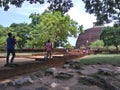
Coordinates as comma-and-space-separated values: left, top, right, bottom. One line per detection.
75, 26, 103, 48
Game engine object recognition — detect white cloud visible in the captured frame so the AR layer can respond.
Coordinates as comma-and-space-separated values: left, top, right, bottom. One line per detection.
66, 2, 96, 46
9, 2, 49, 16
67, 6, 96, 29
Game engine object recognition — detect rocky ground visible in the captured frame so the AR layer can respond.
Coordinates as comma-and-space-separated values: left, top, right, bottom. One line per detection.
0, 60, 120, 90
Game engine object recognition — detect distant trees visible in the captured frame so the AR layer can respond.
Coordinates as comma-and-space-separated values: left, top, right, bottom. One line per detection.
100, 26, 120, 51
90, 40, 104, 49
0, 25, 7, 49
0, 10, 80, 49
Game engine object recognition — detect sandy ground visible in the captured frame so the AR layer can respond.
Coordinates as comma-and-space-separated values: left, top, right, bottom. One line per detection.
0, 54, 65, 67
0, 57, 35, 67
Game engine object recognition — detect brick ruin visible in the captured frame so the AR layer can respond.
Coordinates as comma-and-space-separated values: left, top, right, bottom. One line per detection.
75, 26, 103, 48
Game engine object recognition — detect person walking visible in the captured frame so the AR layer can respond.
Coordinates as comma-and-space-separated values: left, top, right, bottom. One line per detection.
45, 39, 53, 59
6, 33, 16, 65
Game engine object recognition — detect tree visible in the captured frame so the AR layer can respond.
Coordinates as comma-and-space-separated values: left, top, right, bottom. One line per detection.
29, 13, 41, 26
0, 25, 7, 49
0, 0, 44, 11
82, 0, 120, 26
90, 40, 104, 49
78, 25, 84, 34
28, 11, 79, 48
0, 0, 73, 14
100, 26, 120, 51
47, 0, 73, 14
10, 23, 31, 49
64, 42, 74, 48
40, 11, 78, 47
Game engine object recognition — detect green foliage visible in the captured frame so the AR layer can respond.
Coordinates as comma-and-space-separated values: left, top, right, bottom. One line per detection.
0, 25, 8, 49
47, 0, 73, 14
0, 10, 79, 49
26, 26, 47, 48
28, 11, 78, 48
78, 25, 84, 34
100, 26, 120, 50
90, 40, 104, 49
0, 0, 73, 14
0, 36, 6, 49
63, 42, 74, 49
0, 0, 44, 11
10, 23, 31, 49
82, 0, 120, 26
0, 25, 17, 49
29, 13, 41, 26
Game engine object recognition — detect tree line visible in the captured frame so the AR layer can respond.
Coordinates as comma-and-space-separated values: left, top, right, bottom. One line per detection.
0, 0, 120, 51
0, 11, 82, 50
100, 26, 120, 51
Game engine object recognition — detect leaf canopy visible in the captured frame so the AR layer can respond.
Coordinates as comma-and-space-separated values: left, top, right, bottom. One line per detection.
82, 0, 120, 26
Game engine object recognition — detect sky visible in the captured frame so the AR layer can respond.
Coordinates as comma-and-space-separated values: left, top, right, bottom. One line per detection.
0, 0, 97, 46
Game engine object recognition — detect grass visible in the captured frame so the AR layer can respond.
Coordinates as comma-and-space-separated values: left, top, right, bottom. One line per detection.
79, 54, 120, 65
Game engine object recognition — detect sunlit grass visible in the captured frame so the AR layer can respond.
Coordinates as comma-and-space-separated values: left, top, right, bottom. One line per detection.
80, 54, 120, 65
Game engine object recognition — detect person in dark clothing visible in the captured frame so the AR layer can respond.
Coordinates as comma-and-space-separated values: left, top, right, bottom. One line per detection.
6, 33, 16, 64
13, 35, 16, 46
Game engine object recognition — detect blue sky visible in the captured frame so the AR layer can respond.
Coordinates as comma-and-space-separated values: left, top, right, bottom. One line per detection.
0, 0, 96, 46
0, 0, 96, 28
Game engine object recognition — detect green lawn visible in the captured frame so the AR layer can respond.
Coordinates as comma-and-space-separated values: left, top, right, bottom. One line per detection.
80, 54, 120, 65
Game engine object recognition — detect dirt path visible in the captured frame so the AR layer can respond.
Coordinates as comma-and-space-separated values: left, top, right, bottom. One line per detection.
0, 57, 35, 67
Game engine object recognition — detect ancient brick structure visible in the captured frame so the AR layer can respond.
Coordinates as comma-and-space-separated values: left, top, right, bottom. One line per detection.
75, 26, 103, 48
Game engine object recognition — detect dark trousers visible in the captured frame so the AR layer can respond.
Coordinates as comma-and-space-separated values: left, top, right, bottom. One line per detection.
6, 49, 15, 64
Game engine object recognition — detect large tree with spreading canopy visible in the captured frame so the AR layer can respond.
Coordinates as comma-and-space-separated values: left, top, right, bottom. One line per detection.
0, 0, 73, 14
82, 0, 120, 26
2, 0, 120, 26
28, 11, 79, 48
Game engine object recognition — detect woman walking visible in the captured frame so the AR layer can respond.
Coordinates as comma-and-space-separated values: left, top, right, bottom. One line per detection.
45, 39, 53, 59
